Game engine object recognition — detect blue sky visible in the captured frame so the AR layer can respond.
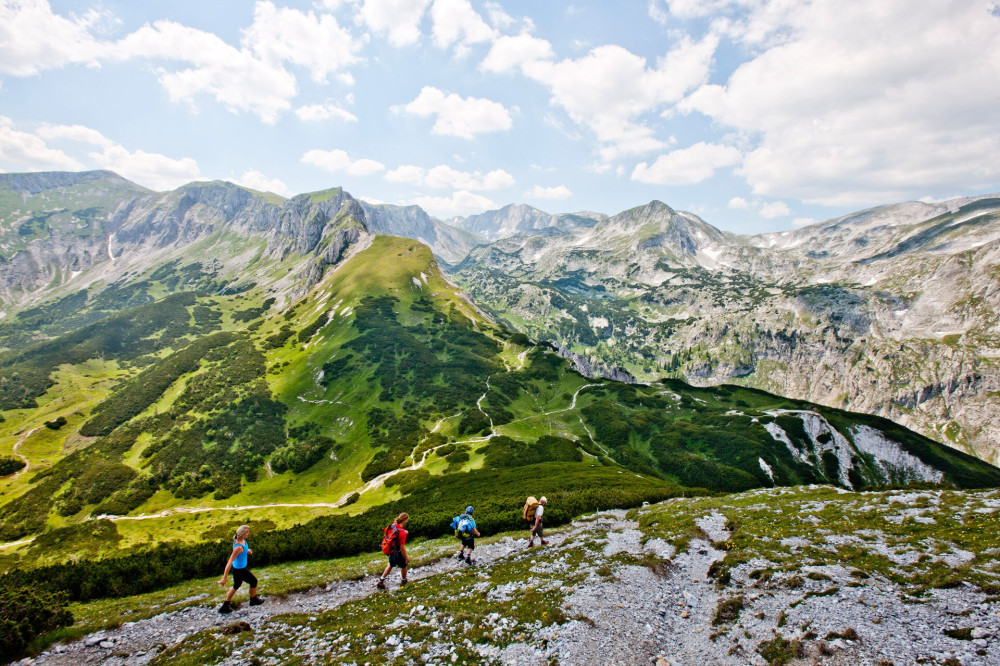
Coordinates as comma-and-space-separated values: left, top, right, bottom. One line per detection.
1, 0, 999, 233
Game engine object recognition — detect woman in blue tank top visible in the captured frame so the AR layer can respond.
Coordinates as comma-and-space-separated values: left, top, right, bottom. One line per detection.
218, 524, 263, 613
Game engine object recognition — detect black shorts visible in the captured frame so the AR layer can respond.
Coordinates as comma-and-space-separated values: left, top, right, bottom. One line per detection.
460, 536, 475, 549
388, 551, 407, 568
232, 567, 257, 590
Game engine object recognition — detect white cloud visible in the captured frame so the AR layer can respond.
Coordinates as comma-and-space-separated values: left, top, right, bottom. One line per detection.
400, 87, 512, 139
521, 38, 718, 161
483, 2, 515, 30
233, 169, 291, 197
681, 0, 1000, 206
385, 164, 426, 184
632, 142, 742, 185
524, 185, 572, 200
0, 0, 105, 75
480, 33, 553, 73
727, 196, 749, 209
90, 144, 200, 191
5, 1, 362, 124
791, 217, 816, 227
412, 190, 496, 216
294, 103, 358, 122
302, 149, 385, 175
0, 117, 84, 171
386, 164, 513, 190
430, 0, 495, 55
758, 201, 790, 218
648, 0, 670, 24
36, 123, 114, 148
242, 1, 362, 84
357, 0, 431, 47
424, 165, 513, 190
113, 20, 297, 124
2, 119, 200, 189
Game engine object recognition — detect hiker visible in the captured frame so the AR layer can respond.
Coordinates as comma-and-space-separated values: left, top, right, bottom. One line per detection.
525, 496, 548, 547
219, 524, 263, 613
377, 512, 410, 589
451, 505, 481, 564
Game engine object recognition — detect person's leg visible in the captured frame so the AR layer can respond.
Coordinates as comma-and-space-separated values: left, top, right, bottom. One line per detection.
227, 571, 244, 602
539, 522, 548, 545
400, 565, 408, 583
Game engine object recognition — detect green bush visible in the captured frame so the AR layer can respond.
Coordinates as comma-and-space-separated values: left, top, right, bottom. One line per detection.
0, 577, 73, 663
0, 456, 26, 477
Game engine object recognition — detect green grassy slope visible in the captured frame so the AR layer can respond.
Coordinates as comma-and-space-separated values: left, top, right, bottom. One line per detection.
1, 235, 998, 574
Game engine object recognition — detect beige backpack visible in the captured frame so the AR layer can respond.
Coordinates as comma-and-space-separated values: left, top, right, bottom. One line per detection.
522, 496, 540, 523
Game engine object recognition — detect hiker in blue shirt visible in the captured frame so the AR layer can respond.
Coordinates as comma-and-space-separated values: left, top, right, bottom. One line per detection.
219, 524, 264, 613
451, 505, 481, 564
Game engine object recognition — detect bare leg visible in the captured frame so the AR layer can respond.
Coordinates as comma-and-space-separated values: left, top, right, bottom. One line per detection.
249, 586, 257, 598
381, 564, 393, 579
225, 587, 237, 602
400, 566, 408, 582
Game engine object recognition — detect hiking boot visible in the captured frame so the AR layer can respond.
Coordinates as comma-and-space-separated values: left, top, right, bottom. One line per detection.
219, 601, 233, 614
400, 578, 409, 586
541, 540, 549, 546
526, 541, 534, 548
465, 555, 473, 565
249, 596, 264, 606
376, 579, 387, 590
456, 551, 466, 560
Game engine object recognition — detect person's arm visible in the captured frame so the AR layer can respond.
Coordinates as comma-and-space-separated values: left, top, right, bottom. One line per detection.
400, 541, 409, 564
533, 507, 543, 530
473, 527, 481, 537
220, 547, 240, 586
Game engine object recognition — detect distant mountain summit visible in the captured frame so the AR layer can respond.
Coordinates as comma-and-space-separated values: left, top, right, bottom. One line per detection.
453, 203, 603, 241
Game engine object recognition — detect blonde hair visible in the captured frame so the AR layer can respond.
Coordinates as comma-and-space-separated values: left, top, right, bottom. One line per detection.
235, 524, 250, 540
395, 513, 409, 525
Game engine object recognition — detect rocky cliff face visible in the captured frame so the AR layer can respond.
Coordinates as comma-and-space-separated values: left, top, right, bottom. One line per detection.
358, 201, 478, 264
452, 195, 1000, 464
0, 174, 375, 310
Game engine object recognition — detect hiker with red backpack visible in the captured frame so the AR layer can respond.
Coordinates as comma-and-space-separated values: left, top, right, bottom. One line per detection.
451, 505, 480, 564
523, 496, 548, 547
376, 512, 410, 589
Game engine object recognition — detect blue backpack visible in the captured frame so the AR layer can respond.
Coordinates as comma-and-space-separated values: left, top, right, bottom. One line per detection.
451, 513, 473, 538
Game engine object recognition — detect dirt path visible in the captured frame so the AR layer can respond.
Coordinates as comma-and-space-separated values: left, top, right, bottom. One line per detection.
31, 529, 552, 665
7, 426, 39, 479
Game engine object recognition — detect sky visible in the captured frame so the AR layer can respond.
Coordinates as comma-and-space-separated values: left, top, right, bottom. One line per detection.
1, 1, 999, 233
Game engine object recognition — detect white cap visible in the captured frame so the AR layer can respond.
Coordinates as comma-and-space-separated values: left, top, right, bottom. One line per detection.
540, 496, 547, 503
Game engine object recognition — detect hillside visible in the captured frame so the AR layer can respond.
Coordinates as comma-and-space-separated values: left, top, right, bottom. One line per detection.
17, 486, 1000, 665
451, 195, 1000, 465
2, 232, 996, 558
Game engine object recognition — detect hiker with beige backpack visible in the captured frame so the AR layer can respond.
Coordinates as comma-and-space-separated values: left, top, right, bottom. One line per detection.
522, 496, 548, 547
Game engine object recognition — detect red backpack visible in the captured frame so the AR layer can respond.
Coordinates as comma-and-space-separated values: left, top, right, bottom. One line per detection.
381, 523, 400, 554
